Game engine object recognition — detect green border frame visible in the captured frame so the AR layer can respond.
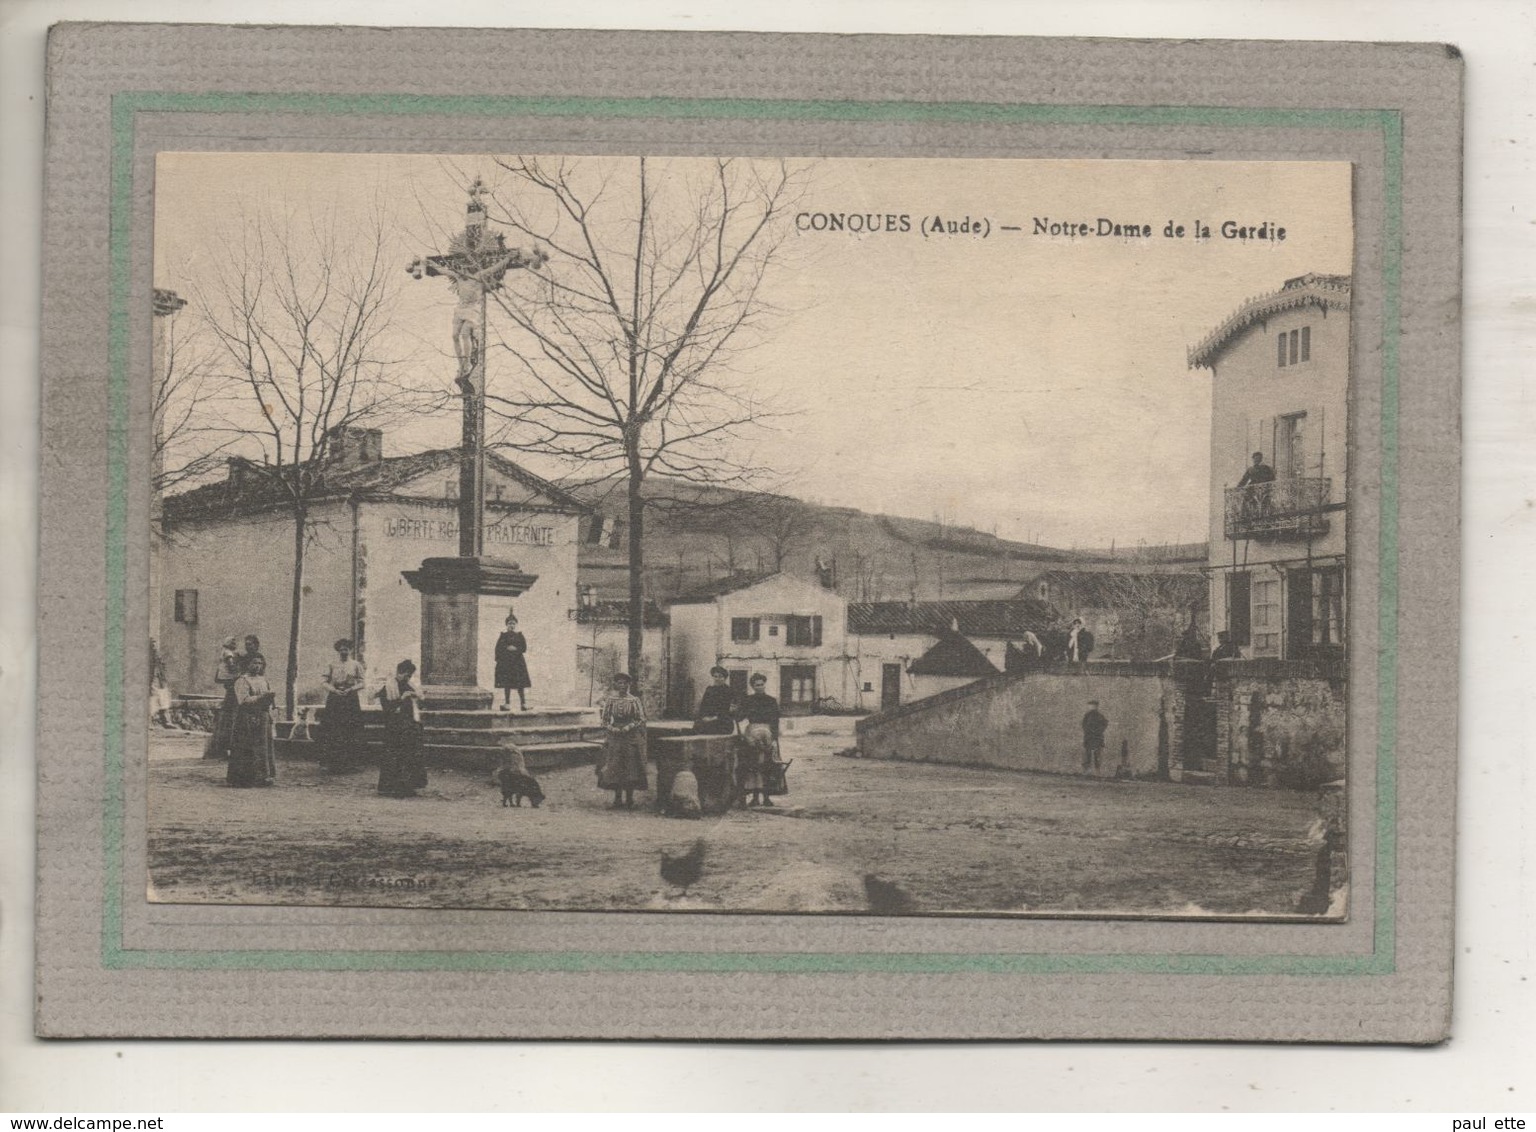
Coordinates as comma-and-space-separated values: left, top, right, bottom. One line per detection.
107, 92, 1400, 975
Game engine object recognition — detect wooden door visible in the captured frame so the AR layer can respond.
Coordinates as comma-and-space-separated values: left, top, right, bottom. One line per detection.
881, 663, 902, 711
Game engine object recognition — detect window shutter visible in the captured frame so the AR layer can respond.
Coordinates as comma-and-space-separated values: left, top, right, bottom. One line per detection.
1277, 332, 1287, 368
1228, 572, 1251, 646
812, 615, 823, 646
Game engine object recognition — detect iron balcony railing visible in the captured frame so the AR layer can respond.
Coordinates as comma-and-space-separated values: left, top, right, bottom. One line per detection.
1224, 477, 1332, 541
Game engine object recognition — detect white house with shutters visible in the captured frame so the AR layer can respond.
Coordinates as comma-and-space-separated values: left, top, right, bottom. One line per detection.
1189, 273, 1349, 661
664, 571, 853, 716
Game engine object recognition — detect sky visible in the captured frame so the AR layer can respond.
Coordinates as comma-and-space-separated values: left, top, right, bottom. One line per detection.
154, 152, 1352, 547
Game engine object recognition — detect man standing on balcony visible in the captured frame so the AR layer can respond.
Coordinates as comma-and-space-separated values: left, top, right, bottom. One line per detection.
1237, 451, 1277, 522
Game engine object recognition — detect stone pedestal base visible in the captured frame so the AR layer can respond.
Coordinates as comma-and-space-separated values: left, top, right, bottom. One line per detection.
401, 556, 539, 711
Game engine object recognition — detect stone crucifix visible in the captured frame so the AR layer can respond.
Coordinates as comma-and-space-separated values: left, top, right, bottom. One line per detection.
407, 177, 547, 557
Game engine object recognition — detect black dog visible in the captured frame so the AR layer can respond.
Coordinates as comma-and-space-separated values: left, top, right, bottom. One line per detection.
496, 767, 545, 808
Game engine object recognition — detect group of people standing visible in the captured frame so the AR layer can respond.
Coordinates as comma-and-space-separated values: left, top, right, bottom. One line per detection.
318, 639, 428, 799
593, 664, 787, 813
692, 666, 786, 808
204, 634, 277, 788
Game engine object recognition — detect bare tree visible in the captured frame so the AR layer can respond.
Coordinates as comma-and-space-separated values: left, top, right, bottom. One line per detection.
152, 292, 232, 512
191, 204, 433, 717
477, 157, 808, 680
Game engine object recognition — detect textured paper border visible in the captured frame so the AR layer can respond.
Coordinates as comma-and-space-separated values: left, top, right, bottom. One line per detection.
37, 24, 1461, 1040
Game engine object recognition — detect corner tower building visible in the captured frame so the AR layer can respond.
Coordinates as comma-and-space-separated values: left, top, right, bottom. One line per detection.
1189, 273, 1350, 661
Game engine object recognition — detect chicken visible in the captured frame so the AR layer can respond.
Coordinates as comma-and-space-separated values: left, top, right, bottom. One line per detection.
862, 873, 917, 916
660, 838, 707, 897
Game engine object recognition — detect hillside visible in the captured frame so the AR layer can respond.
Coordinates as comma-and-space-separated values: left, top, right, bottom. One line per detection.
569, 479, 1205, 606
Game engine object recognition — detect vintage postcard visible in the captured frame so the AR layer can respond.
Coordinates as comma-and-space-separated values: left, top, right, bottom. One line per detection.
147, 152, 1353, 921
36, 25, 1460, 1040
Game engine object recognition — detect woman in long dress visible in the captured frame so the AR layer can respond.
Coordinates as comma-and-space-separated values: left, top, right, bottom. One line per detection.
319, 637, 366, 772
596, 672, 647, 810
203, 636, 241, 759
227, 655, 276, 788
494, 613, 531, 711
376, 659, 426, 798
736, 672, 781, 807
692, 665, 737, 735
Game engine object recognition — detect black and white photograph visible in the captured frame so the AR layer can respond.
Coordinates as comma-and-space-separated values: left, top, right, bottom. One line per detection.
146, 152, 1354, 919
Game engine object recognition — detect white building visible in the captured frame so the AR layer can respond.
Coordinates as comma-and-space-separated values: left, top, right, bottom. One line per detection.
1189, 273, 1349, 660
846, 599, 1055, 711
159, 429, 588, 707
665, 572, 852, 716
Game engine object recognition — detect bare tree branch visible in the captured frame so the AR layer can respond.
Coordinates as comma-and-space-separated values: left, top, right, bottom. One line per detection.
177, 198, 434, 716
469, 156, 812, 684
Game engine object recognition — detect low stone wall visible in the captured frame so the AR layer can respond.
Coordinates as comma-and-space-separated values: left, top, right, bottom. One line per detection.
856, 657, 1348, 790
1212, 660, 1347, 787
856, 664, 1173, 778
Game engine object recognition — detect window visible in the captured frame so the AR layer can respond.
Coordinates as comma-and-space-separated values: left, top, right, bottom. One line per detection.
1279, 411, 1307, 478
173, 589, 198, 625
1252, 577, 1280, 654
785, 614, 823, 647
781, 665, 818, 707
607, 519, 627, 550
1310, 567, 1346, 650
585, 516, 605, 545
1277, 326, 1312, 368
443, 479, 458, 500
1227, 572, 1251, 646
730, 617, 761, 642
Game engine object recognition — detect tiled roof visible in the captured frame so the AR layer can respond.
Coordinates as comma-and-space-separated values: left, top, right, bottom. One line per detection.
847, 599, 1057, 637
574, 599, 670, 629
1188, 273, 1351, 369
1029, 570, 1206, 610
667, 570, 784, 605
907, 630, 1000, 678
163, 447, 587, 521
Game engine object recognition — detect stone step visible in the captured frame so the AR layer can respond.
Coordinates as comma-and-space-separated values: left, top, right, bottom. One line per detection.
424, 725, 595, 749
424, 707, 597, 730
274, 736, 604, 773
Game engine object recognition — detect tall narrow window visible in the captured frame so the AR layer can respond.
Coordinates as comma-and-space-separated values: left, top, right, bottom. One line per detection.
1279, 411, 1307, 479
1300, 325, 1311, 362
1227, 572, 1251, 646
1278, 332, 1288, 367
607, 519, 626, 550
1288, 329, 1300, 365
1311, 567, 1345, 649
1252, 578, 1281, 654
585, 516, 605, 545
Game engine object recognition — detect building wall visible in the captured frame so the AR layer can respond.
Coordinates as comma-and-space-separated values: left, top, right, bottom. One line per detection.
857, 667, 1172, 778
573, 618, 667, 710
667, 574, 853, 714
159, 501, 358, 703
159, 495, 583, 709
1207, 298, 1349, 656
850, 632, 1019, 711
1209, 665, 1346, 787
361, 498, 582, 707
